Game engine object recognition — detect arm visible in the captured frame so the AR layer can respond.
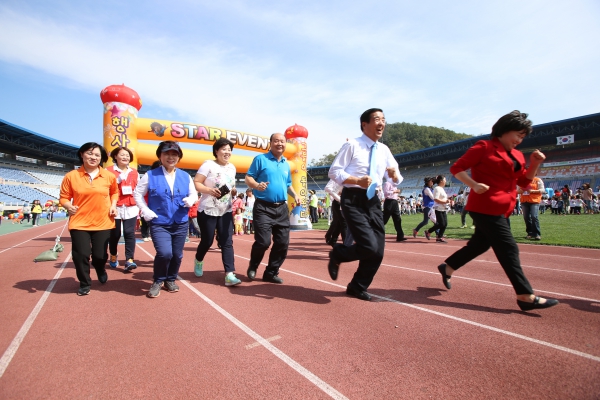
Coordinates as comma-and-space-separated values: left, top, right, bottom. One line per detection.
59, 173, 79, 216
525, 150, 546, 180
194, 174, 222, 198
328, 142, 371, 189
133, 173, 157, 221
287, 185, 301, 205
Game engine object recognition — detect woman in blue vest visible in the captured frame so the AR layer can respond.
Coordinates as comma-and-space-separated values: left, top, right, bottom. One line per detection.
133, 141, 198, 298
412, 177, 435, 237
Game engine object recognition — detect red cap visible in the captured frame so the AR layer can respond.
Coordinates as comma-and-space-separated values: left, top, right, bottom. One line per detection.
100, 84, 142, 110
284, 124, 308, 139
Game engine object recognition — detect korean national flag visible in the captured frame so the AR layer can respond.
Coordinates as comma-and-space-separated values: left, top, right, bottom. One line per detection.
556, 134, 574, 145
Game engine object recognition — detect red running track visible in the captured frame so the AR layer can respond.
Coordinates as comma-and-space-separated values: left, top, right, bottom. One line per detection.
0, 222, 599, 399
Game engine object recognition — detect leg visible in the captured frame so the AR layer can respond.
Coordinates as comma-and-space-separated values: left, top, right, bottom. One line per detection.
249, 202, 274, 272
70, 230, 94, 288
166, 222, 188, 281
89, 229, 111, 279
521, 202, 533, 237
265, 204, 290, 276
122, 216, 137, 260
150, 223, 173, 283
528, 203, 540, 237
108, 219, 122, 257
195, 212, 218, 262
215, 212, 235, 273
415, 207, 430, 232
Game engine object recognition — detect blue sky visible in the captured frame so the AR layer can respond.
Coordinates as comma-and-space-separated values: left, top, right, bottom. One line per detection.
0, 0, 598, 163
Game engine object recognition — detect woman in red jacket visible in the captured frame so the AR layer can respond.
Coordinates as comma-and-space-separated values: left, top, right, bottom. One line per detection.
437, 111, 558, 311
106, 147, 140, 272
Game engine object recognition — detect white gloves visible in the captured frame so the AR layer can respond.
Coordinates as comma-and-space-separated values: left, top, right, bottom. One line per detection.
182, 197, 194, 208
142, 208, 158, 222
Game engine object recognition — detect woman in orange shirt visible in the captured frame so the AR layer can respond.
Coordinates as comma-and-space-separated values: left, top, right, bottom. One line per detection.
60, 142, 118, 296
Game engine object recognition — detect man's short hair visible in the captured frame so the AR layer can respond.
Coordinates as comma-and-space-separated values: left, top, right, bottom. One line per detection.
491, 110, 532, 138
360, 108, 383, 132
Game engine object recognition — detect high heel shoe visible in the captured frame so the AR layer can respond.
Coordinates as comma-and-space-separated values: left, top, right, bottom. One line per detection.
437, 263, 451, 289
516, 296, 559, 311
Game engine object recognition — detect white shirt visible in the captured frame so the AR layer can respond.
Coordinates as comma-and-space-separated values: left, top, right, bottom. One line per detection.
111, 165, 139, 220
196, 160, 236, 216
133, 166, 198, 215
328, 134, 401, 188
432, 186, 448, 211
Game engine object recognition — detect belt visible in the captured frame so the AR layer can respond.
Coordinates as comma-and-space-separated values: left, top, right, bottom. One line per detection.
256, 198, 286, 207
342, 187, 366, 193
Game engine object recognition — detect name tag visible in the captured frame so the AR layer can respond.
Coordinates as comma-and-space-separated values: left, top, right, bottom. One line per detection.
121, 186, 133, 195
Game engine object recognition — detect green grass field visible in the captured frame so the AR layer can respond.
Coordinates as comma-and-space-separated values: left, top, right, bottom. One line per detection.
312, 211, 600, 249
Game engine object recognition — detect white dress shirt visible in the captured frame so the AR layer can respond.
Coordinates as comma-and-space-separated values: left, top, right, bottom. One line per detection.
328, 134, 401, 188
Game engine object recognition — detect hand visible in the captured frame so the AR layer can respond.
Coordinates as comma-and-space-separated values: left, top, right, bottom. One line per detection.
472, 183, 489, 194
182, 197, 194, 207
530, 149, 546, 164
386, 167, 397, 180
294, 195, 301, 206
67, 205, 79, 216
357, 175, 371, 189
256, 182, 269, 191
109, 205, 117, 217
209, 188, 222, 198
142, 208, 158, 222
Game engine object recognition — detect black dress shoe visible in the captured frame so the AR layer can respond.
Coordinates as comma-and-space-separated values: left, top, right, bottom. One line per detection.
396, 237, 408, 242
98, 272, 108, 284
328, 251, 340, 280
247, 266, 257, 281
262, 274, 283, 284
437, 263, 451, 289
346, 286, 371, 301
78, 286, 91, 296
517, 296, 559, 311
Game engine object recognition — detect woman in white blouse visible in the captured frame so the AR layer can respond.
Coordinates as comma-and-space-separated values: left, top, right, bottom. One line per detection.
192, 138, 240, 286
425, 175, 449, 243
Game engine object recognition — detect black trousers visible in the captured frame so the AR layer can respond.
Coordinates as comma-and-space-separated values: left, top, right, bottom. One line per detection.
249, 200, 290, 276
428, 210, 447, 238
70, 229, 111, 288
325, 200, 346, 245
383, 198, 404, 239
195, 211, 235, 273
445, 211, 533, 295
109, 216, 137, 260
332, 188, 385, 292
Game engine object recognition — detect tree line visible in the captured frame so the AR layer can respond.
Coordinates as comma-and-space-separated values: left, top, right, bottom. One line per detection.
309, 122, 471, 167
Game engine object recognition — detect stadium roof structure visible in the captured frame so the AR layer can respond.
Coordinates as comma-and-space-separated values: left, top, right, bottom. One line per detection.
0, 118, 79, 165
308, 112, 600, 176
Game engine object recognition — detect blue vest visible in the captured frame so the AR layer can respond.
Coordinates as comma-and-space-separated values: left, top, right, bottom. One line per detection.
147, 168, 189, 225
422, 187, 434, 208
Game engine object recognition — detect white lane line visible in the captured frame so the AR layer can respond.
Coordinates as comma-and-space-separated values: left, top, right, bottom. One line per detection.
246, 335, 282, 350
135, 246, 348, 400
277, 267, 600, 363
288, 247, 600, 302
383, 248, 600, 275
0, 253, 71, 378
290, 230, 600, 261
0, 223, 66, 254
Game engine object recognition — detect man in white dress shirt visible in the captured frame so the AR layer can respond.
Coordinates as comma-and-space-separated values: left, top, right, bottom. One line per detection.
327, 108, 401, 301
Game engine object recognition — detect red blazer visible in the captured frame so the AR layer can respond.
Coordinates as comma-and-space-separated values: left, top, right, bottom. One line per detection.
450, 138, 532, 218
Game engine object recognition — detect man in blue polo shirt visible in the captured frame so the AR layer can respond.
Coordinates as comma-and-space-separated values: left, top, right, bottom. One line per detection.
245, 133, 301, 284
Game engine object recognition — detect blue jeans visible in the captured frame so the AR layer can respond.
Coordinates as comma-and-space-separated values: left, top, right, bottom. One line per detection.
149, 221, 188, 282
521, 202, 540, 237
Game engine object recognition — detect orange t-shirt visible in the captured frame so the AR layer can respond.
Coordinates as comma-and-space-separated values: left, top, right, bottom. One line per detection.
60, 167, 119, 231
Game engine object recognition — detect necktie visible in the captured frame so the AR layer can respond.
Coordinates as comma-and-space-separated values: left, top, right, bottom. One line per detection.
366, 142, 378, 199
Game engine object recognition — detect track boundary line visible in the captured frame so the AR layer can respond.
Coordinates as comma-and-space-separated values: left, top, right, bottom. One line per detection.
287, 247, 600, 303
135, 246, 349, 400
276, 267, 600, 363
0, 253, 72, 378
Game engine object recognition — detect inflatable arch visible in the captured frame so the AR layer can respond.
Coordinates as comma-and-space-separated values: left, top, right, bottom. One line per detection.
100, 84, 311, 230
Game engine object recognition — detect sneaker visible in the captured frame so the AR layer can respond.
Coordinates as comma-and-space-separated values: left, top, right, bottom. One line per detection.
164, 280, 179, 292
124, 259, 137, 272
424, 231, 431, 240
470, 226, 475, 229
436, 238, 447, 243
194, 259, 204, 277
225, 272, 242, 286
460, 224, 467, 229
412, 229, 418, 238
185, 237, 190, 243
143, 237, 150, 242
147, 281, 163, 298
534, 236, 541, 241
77, 286, 91, 296
109, 254, 118, 269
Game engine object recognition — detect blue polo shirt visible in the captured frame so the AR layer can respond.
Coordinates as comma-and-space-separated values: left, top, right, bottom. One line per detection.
247, 151, 292, 203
